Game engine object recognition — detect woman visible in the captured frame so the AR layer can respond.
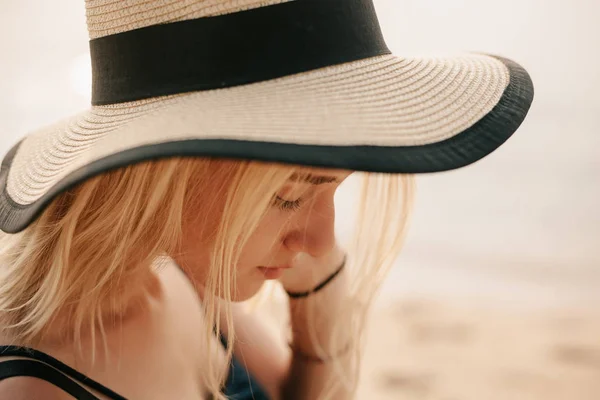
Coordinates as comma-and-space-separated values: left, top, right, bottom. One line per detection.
0, 0, 534, 399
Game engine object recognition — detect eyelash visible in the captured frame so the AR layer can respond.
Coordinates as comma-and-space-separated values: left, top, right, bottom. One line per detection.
273, 196, 303, 212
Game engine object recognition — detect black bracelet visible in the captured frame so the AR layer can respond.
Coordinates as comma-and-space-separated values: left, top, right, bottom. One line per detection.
285, 256, 347, 299
288, 341, 352, 363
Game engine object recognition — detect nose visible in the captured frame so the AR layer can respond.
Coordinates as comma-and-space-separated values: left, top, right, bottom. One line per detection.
283, 195, 336, 258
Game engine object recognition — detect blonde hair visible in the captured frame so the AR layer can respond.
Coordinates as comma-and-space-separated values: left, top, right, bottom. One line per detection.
0, 157, 414, 399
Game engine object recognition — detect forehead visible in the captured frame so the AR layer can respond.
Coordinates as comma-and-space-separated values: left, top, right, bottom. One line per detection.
289, 169, 352, 186
293, 167, 352, 179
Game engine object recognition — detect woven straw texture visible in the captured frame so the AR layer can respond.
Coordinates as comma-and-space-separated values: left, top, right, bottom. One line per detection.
86, 0, 291, 39
7, 52, 509, 205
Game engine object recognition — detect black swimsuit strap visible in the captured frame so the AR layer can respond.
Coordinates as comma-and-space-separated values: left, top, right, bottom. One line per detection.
0, 359, 101, 400
0, 346, 127, 400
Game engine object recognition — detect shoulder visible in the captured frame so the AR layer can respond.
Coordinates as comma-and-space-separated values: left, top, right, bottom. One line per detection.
0, 376, 71, 400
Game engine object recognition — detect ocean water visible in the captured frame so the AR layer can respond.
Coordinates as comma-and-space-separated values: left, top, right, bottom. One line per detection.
334, 109, 600, 309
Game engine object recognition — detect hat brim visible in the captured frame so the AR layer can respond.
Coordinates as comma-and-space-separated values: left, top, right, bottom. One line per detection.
0, 53, 533, 233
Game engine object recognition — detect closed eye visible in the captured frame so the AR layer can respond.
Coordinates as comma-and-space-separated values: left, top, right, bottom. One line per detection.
273, 196, 303, 212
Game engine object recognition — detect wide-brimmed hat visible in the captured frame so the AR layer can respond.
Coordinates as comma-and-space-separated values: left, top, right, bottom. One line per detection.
0, 0, 534, 234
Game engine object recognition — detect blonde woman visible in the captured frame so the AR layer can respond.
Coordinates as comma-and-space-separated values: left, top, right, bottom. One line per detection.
0, 0, 534, 399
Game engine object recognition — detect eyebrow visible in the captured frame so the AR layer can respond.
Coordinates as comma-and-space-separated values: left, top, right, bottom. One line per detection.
289, 173, 339, 185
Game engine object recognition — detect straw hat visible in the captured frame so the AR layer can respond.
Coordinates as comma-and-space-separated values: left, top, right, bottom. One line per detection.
0, 0, 534, 234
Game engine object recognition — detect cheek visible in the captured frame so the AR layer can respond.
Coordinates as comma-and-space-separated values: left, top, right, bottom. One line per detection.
175, 204, 292, 301
174, 199, 225, 284
174, 224, 212, 285
237, 211, 292, 268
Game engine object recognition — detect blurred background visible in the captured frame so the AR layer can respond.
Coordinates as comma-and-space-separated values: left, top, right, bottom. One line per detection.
0, 1, 598, 399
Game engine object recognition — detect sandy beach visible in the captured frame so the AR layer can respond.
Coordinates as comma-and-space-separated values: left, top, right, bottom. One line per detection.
358, 297, 600, 400
258, 273, 600, 400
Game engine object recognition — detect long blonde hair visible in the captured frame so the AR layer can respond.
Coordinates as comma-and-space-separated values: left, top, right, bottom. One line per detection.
0, 157, 414, 399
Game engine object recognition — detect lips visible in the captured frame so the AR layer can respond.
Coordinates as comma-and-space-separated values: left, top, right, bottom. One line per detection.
259, 265, 292, 270
257, 266, 290, 280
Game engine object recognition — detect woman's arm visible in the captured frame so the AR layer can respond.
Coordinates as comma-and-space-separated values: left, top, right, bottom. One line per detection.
221, 301, 291, 400
280, 248, 355, 400
222, 246, 355, 400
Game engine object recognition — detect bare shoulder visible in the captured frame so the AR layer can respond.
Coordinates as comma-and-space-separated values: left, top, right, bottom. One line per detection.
0, 376, 71, 400
0, 260, 209, 400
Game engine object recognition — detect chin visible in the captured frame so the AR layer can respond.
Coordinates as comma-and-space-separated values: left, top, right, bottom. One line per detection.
224, 276, 266, 303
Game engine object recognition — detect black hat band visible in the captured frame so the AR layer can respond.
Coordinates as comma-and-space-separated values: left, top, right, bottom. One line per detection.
90, 0, 391, 106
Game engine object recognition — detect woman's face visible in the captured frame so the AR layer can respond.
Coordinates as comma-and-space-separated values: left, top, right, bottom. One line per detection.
174, 166, 351, 301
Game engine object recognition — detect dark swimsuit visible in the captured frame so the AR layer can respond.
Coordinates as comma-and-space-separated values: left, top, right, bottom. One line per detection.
0, 340, 270, 399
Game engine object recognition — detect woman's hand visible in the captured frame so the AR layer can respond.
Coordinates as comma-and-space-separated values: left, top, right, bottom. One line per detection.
278, 242, 347, 294
279, 242, 354, 400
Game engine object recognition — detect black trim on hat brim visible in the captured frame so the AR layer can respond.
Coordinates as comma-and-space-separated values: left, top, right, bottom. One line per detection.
0, 57, 533, 234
